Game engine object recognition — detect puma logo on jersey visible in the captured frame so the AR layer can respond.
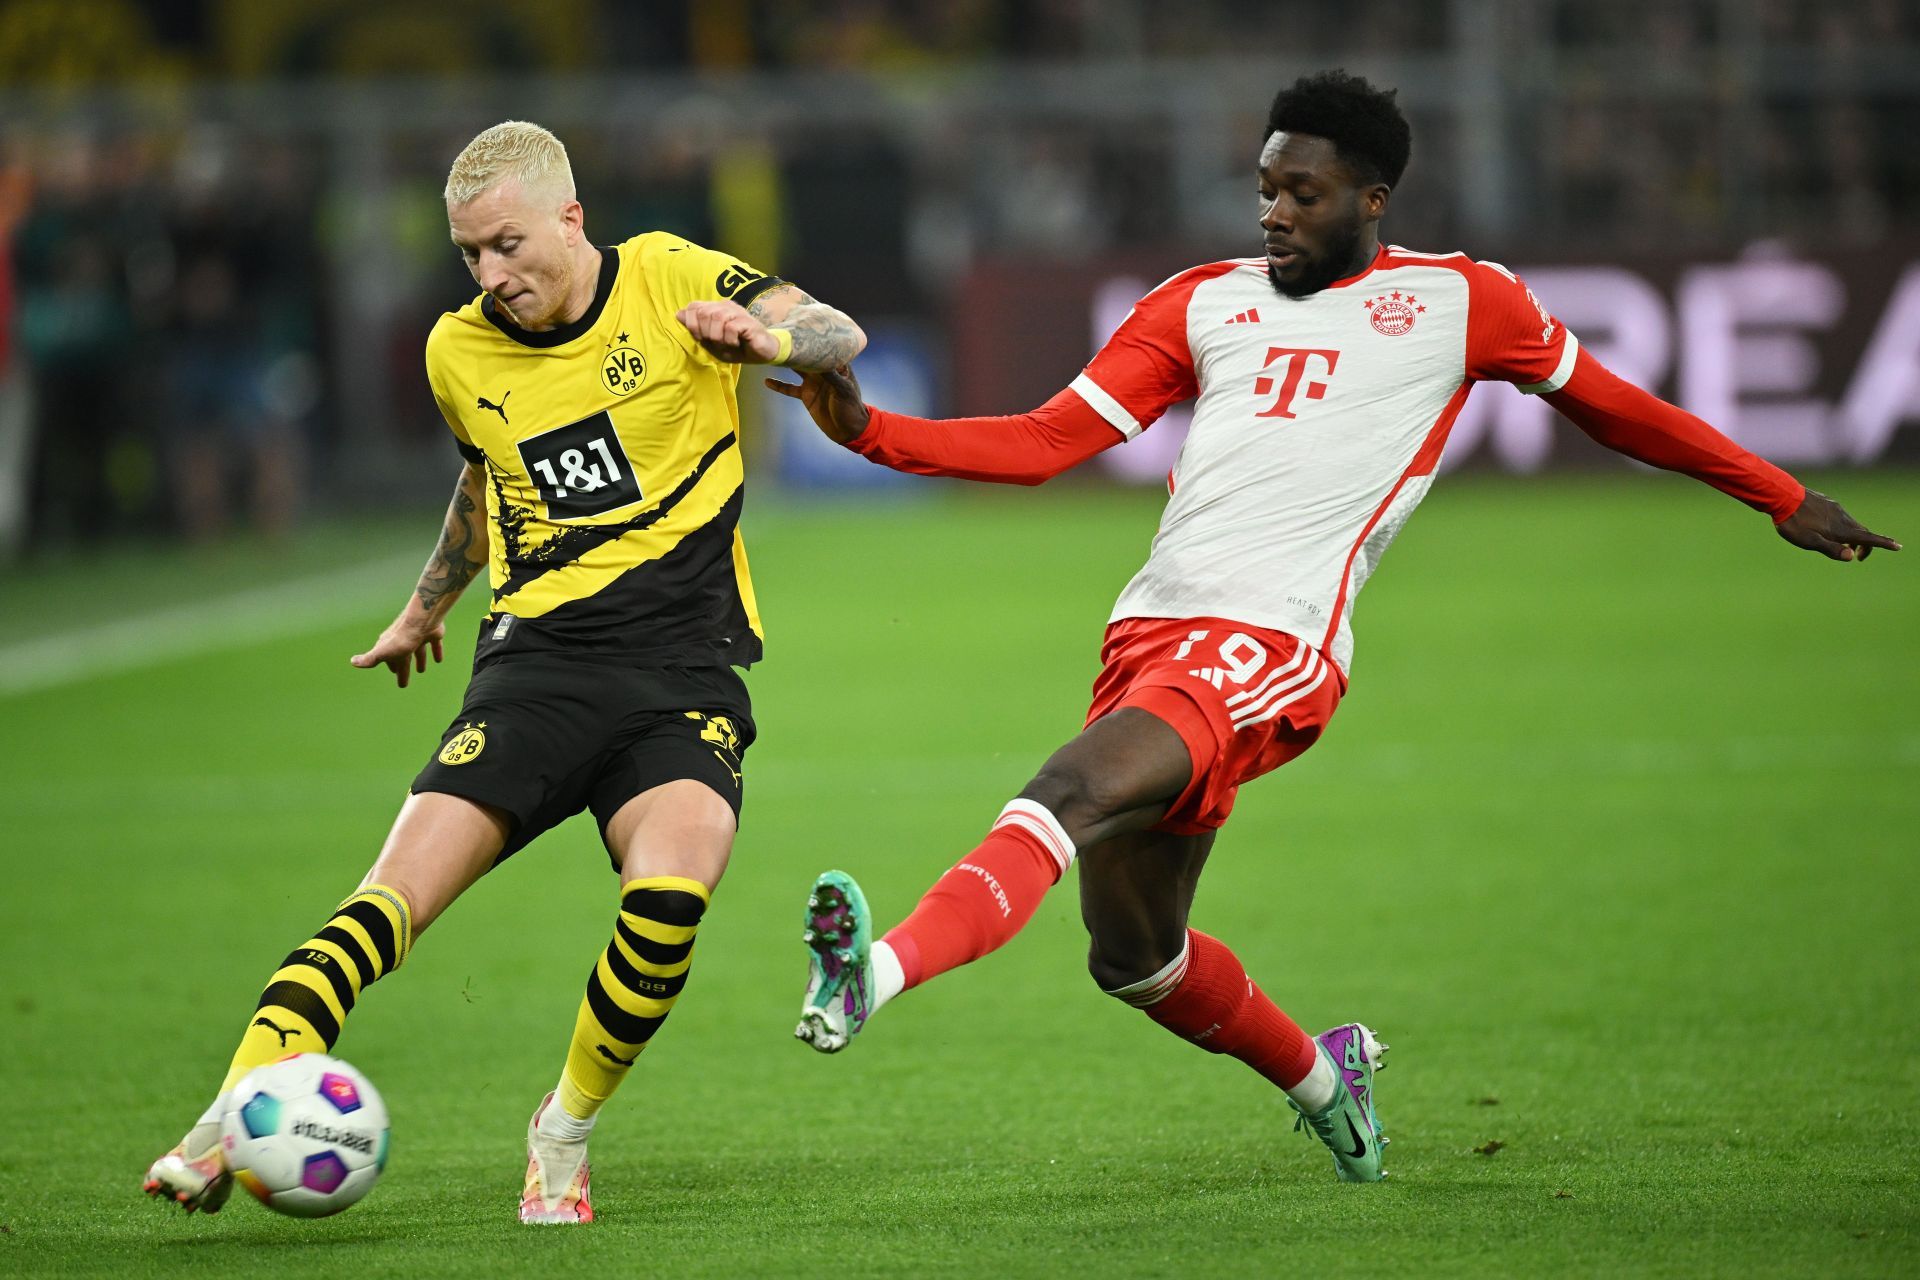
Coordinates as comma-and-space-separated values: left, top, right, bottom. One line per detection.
478, 391, 511, 424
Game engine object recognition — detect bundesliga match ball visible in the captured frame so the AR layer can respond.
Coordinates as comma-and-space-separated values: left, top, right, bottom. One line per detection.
220, 1054, 390, 1217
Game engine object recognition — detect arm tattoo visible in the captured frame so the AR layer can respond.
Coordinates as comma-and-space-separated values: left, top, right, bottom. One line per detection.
749, 287, 864, 372
415, 464, 490, 614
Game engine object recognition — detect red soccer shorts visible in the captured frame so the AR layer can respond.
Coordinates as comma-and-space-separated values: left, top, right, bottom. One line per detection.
1085, 616, 1346, 834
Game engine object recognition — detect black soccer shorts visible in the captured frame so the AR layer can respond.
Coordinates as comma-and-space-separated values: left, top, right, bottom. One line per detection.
410, 653, 755, 867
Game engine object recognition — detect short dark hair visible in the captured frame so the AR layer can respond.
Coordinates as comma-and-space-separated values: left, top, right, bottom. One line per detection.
1265, 70, 1412, 188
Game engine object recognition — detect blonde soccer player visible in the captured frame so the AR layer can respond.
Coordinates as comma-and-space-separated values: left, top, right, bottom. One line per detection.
144, 120, 864, 1223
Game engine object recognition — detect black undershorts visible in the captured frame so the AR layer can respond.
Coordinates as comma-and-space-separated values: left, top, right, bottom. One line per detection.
411, 652, 754, 868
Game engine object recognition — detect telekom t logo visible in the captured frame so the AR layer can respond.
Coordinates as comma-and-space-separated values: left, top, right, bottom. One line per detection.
1254, 347, 1341, 419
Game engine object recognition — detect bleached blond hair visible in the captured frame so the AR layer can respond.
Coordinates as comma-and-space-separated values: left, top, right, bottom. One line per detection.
443, 120, 575, 208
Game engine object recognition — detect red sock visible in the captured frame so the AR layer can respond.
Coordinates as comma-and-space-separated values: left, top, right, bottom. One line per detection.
883, 800, 1074, 989
1121, 929, 1317, 1090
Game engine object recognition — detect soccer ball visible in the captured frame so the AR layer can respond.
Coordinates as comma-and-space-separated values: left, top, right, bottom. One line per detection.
220, 1054, 390, 1217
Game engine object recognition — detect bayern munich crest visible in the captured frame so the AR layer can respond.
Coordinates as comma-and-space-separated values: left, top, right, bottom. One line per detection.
1363, 291, 1424, 336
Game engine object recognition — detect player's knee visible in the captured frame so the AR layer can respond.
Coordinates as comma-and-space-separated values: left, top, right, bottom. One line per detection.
1086, 934, 1183, 997
611, 781, 737, 889
1021, 764, 1128, 840
1086, 945, 1136, 994
363, 877, 432, 938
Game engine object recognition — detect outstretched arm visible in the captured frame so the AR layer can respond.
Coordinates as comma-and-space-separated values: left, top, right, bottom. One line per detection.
1543, 350, 1899, 562
675, 284, 867, 372
765, 365, 1123, 486
764, 263, 1202, 482
350, 462, 491, 687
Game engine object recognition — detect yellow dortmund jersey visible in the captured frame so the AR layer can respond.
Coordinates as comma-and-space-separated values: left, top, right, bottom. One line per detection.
425, 233, 783, 667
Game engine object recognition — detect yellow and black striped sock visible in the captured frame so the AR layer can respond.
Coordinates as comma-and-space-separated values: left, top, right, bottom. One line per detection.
219, 885, 413, 1093
556, 875, 709, 1123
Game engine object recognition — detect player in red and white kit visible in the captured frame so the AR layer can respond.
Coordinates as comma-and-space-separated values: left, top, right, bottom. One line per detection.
767, 71, 1898, 1182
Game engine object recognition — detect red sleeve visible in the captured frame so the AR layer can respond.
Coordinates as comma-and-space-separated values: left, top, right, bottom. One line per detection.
846, 388, 1119, 486
1067, 264, 1221, 439
1544, 347, 1806, 522
843, 261, 1232, 484
1466, 260, 1580, 392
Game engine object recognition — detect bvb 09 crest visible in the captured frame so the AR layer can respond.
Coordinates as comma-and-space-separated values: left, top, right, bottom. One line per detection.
438, 722, 487, 766
602, 347, 646, 396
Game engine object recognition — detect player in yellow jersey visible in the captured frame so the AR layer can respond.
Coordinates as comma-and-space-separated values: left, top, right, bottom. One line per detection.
143, 120, 866, 1224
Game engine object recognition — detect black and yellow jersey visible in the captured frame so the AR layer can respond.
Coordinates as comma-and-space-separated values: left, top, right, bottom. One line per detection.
425, 233, 784, 668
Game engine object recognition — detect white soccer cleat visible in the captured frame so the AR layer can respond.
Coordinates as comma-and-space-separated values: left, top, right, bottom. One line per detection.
142, 1120, 233, 1214
520, 1093, 593, 1224
795, 966, 855, 1054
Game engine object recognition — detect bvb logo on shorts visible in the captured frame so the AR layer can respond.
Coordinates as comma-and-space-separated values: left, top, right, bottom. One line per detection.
438, 722, 487, 766
601, 347, 646, 396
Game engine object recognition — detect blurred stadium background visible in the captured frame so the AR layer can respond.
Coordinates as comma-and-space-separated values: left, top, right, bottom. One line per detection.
3, 0, 1920, 548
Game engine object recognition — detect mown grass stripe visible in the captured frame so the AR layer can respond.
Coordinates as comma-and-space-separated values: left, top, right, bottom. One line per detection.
0, 552, 421, 697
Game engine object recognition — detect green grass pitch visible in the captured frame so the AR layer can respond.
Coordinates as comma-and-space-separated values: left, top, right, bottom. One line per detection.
1, 470, 1915, 1278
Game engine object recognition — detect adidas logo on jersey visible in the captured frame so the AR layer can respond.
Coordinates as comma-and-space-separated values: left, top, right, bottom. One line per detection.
1224, 308, 1262, 325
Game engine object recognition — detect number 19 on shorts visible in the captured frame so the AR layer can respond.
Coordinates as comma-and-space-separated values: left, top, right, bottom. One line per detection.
1174, 629, 1269, 688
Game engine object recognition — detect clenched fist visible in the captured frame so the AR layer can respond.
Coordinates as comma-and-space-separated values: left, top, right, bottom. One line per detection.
677, 301, 783, 364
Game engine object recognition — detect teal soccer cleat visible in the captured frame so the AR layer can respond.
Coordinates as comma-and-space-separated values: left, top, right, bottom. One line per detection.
1289, 1022, 1390, 1182
794, 871, 874, 1054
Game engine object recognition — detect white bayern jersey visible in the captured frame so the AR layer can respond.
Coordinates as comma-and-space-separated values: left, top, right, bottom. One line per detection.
1067, 244, 1580, 674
